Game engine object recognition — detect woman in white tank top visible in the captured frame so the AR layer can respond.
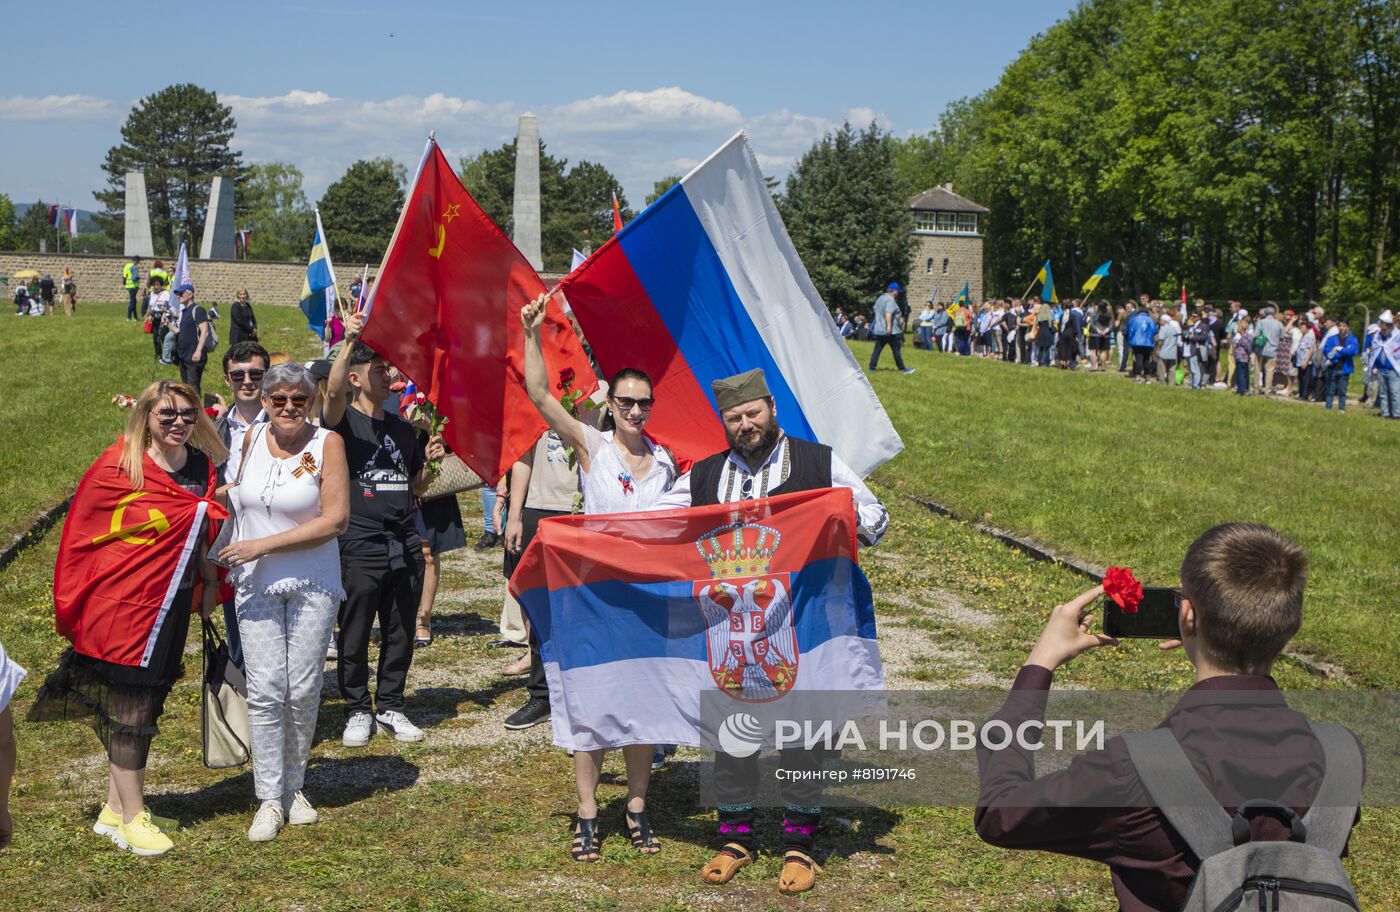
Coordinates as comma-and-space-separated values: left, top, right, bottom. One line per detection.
218, 362, 349, 843
521, 292, 682, 862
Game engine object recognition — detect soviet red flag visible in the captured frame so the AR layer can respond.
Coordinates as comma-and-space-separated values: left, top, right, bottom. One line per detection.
54, 441, 226, 667
361, 140, 597, 485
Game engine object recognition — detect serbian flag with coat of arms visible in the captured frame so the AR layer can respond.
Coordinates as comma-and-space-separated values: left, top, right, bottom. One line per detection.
53, 441, 226, 668
508, 488, 883, 751
362, 139, 596, 485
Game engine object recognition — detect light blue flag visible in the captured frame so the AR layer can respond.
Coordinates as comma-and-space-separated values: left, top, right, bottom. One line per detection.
173, 242, 192, 291
299, 211, 338, 339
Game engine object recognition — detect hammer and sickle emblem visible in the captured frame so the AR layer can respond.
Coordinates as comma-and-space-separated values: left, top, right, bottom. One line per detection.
428, 224, 446, 259
92, 492, 170, 546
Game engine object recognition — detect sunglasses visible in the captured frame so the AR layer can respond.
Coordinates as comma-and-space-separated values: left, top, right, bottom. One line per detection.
612, 395, 655, 412
267, 393, 310, 410
155, 408, 199, 426
227, 369, 265, 383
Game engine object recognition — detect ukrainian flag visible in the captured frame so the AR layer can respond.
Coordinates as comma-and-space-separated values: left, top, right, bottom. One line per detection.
300, 210, 339, 338
1082, 260, 1112, 294
1036, 260, 1058, 303
953, 281, 970, 307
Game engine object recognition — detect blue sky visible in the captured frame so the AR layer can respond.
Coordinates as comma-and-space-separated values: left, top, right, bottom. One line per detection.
3, 0, 1075, 211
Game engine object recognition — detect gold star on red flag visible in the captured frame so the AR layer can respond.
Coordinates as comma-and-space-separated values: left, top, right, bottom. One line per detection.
442, 203, 461, 223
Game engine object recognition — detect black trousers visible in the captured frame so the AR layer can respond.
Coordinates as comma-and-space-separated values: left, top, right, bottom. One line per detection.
1131, 346, 1154, 378
179, 357, 205, 392
506, 507, 568, 703
714, 748, 830, 853
337, 543, 425, 715
127, 287, 139, 319
868, 333, 907, 370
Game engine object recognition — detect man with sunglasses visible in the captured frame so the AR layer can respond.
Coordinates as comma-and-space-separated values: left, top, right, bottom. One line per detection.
323, 312, 445, 748
668, 368, 888, 896
213, 341, 272, 668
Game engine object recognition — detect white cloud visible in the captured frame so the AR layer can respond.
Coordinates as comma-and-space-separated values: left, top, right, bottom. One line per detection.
0, 94, 118, 121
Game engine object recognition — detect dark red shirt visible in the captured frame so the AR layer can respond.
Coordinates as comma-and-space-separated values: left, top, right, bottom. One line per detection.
975, 666, 1357, 912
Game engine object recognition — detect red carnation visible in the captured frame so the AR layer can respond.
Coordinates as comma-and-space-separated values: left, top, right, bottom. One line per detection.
1103, 566, 1143, 613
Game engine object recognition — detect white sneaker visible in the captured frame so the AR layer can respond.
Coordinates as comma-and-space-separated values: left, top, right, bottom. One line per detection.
342, 712, 375, 747
284, 790, 318, 826
374, 710, 425, 742
247, 800, 284, 842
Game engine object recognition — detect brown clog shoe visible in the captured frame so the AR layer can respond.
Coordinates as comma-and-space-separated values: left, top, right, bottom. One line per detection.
777, 850, 821, 894
700, 843, 753, 884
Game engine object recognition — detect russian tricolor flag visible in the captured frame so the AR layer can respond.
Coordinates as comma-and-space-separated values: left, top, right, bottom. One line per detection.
557, 132, 902, 478
509, 488, 884, 751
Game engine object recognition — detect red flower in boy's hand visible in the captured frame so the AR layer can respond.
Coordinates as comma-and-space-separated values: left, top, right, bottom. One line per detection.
1103, 566, 1143, 613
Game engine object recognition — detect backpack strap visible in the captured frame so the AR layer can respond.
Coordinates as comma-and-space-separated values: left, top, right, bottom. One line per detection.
1122, 729, 1234, 860
1301, 723, 1362, 856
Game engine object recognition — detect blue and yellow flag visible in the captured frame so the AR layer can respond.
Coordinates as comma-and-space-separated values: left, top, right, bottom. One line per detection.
299, 211, 339, 339
953, 281, 970, 307
1082, 260, 1112, 294
1035, 260, 1058, 303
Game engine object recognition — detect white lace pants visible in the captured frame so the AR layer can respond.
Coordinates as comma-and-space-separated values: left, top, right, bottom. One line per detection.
236, 586, 338, 801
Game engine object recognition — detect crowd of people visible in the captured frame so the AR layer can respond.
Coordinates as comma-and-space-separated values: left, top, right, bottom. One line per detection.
836, 290, 1400, 418
0, 283, 1371, 906
11, 269, 77, 317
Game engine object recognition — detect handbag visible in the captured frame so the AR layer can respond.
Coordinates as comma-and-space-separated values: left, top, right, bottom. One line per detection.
201, 619, 251, 768
143, 314, 153, 334
421, 453, 483, 501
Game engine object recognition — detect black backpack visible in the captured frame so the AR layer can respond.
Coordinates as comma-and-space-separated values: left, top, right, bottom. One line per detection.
1123, 724, 1362, 911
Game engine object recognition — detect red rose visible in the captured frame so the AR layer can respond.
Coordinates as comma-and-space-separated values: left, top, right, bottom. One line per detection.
1103, 566, 1144, 613
557, 367, 576, 391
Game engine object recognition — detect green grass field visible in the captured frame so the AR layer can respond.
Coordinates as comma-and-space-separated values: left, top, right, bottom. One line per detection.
0, 311, 1397, 910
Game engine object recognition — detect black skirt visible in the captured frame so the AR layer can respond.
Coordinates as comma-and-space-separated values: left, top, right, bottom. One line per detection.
27, 586, 194, 769
416, 495, 467, 556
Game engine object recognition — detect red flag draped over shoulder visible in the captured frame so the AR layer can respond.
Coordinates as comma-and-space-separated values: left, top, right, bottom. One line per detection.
54, 441, 226, 667
360, 139, 597, 485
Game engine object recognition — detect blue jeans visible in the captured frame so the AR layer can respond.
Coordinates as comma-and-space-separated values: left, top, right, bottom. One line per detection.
1325, 369, 1349, 410
127, 287, 139, 320
1234, 362, 1250, 395
481, 487, 497, 534
915, 326, 932, 349
1188, 357, 1203, 389
1375, 371, 1400, 418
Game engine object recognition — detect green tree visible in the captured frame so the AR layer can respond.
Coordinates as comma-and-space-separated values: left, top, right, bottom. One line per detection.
94, 84, 246, 255
457, 143, 632, 270
646, 175, 681, 205
17, 200, 55, 251
316, 158, 406, 266
242, 162, 315, 261
779, 122, 913, 316
0, 195, 18, 250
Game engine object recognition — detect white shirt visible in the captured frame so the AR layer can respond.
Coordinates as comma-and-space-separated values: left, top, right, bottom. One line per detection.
228, 425, 343, 599
223, 406, 267, 481
662, 433, 889, 546
579, 423, 682, 515
0, 638, 25, 715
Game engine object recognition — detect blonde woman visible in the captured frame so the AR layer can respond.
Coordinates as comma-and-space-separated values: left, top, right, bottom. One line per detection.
30, 381, 228, 856
230, 288, 258, 345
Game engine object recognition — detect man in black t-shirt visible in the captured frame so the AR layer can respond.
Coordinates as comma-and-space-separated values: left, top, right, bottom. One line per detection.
173, 285, 210, 392
324, 312, 445, 747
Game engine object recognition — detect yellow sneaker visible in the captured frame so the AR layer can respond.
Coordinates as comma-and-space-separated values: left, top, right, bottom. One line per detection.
112, 810, 174, 856
94, 804, 179, 838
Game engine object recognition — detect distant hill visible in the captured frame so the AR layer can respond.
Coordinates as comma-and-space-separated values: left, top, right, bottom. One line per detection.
14, 203, 100, 233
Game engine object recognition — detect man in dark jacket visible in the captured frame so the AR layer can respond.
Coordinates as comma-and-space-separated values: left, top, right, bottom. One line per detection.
173, 284, 210, 392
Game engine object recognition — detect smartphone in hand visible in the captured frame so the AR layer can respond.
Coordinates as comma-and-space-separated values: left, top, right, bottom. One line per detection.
1102, 586, 1179, 639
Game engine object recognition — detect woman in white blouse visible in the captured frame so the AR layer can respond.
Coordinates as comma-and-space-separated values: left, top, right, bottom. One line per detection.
217, 362, 349, 842
520, 292, 683, 862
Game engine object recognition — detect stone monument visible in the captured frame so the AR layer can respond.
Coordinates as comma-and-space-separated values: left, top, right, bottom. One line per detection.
512, 113, 543, 270
123, 172, 155, 257
200, 176, 236, 259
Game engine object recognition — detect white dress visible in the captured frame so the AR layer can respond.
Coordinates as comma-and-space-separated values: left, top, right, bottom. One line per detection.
578, 423, 682, 514
228, 424, 343, 599
0, 639, 25, 715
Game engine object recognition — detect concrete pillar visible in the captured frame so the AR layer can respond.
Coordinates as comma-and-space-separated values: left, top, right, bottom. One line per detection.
200, 176, 236, 259
124, 172, 155, 257
512, 113, 543, 270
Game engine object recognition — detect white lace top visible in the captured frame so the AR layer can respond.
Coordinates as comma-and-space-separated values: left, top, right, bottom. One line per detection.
579, 423, 682, 515
228, 425, 344, 599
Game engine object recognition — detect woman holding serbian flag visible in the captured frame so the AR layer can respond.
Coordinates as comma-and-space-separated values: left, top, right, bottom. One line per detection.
29, 380, 227, 857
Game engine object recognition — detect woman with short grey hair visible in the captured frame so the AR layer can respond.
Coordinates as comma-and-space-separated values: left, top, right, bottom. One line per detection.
218, 362, 351, 842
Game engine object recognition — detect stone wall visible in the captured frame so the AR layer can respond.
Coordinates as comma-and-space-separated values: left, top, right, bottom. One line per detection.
907, 233, 984, 307
1, 250, 567, 306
